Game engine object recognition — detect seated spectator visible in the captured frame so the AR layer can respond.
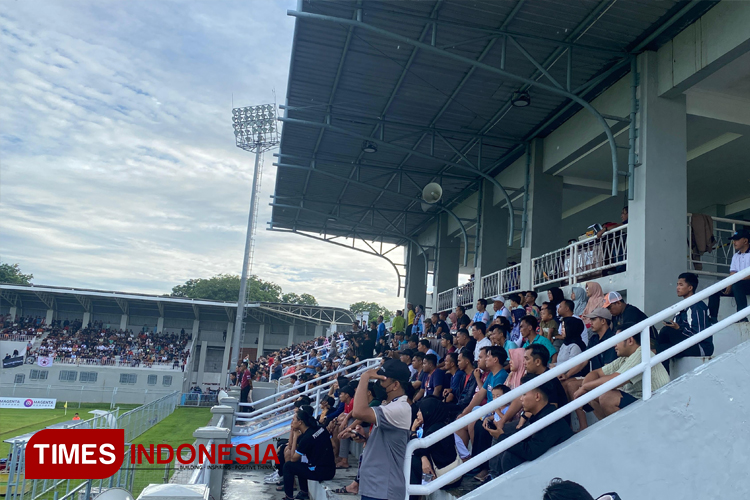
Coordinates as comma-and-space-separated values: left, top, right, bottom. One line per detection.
547, 287, 565, 319
411, 352, 426, 389
407, 335, 419, 351
488, 323, 516, 371
454, 305, 471, 331
421, 354, 449, 400
470, 299, 491, 327
657, 272, 713, 372
456, 346, 508, 483
433, 312, 450, 337
505, 348, 527, 390
556, 317, 587, 368
335, 381, 385, 469
506, 293, 527, 344
471, 322, 491, 360
317, 396, 336, 425
410, 397, 462, 488
492, 296, 512, 321
581, 282, 606, 330
540, 304, 560, 350
277, 405, 335, 500
456, 328, 476, 356
496, 345, 568, 430
442, 352, 460, 404
423, 318, 436, 337
543, 478, 596, 500
524, 291, 541, 318
399, 349, 416, 379
485, 374, 573, 477
573, 328, 669, 420
709, 229, 750, 322
559, 307, 617, 431
520, 315, 557, 361
454, 349, 478, 413
440, 332, 456, 355
558, 299, 588, 345
418, 339, 441, 361
604, 291, 647, 333
571, 286, 587, 317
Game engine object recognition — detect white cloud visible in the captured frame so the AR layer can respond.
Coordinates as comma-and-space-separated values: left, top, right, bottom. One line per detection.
0, 1, 404, 311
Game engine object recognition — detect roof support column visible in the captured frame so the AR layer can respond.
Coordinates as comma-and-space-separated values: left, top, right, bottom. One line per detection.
257, 324, 266, 360
192, 319, 200, 338
627, 52, 687, 315
82, 311, 91, 328
156, 317, 164, 334
434, 213, 460, 296
222, 322, 234, 377
45, 308, 54, 326
9, 306, 21, 321
120, 314, 128, 331
288, 324, 295, 348
196, 341, 208, 389
405, 242, 427, 311
474, 179, 509, 301
521, 140, 564, 289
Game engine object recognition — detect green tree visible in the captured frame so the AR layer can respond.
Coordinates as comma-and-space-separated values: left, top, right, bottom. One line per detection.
171, 274, 282, 302
0, 263, 33, 284
281, 292, 319, 306
349, 301, 393, 323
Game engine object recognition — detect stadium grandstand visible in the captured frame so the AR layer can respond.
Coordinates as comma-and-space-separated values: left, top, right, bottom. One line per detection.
5, 2, 750, 500
0, 283, 354, 405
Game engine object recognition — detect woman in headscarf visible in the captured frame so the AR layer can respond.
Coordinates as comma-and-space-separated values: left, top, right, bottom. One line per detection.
414, 305, 426, 335
410, 397, 462, 488
506, 348, 527, 390
557, 317, 588, 372
580, 282, 605, 329
547, 287, 565, 320
571, 286, 587, 317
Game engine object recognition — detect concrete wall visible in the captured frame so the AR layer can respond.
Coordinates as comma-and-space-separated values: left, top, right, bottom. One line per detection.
0, 363, 182, 404
458, 326, 750, 500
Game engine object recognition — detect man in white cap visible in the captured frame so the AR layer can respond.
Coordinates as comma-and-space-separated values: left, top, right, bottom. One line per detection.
604, 291, 647, 333
492, 296, 512, 321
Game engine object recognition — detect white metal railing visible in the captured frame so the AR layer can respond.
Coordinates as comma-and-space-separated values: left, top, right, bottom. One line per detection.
39, 356, 185, 370
436, 289, 455, 313
688, 214, 747, 277
481, 263, 522, 299
456, 281, 475, 307
403, 264, 750, 499
237, 357, 381, 420
0, 333, 38, 342
532, 224, 628, 289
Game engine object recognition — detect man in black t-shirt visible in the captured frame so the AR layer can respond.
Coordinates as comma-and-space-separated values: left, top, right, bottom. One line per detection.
455, 305, 471, 330
605, 291, 647, 332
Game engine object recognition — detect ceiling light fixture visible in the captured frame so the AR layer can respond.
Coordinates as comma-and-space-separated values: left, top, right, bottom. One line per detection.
362, 141, 378, 153
511, 90, 531, 107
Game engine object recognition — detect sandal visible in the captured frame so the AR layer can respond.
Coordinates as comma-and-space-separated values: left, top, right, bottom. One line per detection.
276, 485, 297, 492
332, 487, 357, 495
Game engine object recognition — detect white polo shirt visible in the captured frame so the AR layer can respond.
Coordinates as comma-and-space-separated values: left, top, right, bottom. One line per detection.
730, 248, 750, 273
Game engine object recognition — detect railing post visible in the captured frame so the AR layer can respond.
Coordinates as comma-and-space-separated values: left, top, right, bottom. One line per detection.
452, 288, 458, 311
641, 327, 652, 400
570, 243, 577, 284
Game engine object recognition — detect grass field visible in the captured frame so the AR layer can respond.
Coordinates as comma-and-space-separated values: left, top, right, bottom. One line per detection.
129, 407, 212, 498
0, 405, 211, 499
0, 403, 140, 458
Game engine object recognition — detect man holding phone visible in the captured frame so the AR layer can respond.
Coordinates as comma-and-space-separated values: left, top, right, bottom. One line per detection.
656, 272, 713, 373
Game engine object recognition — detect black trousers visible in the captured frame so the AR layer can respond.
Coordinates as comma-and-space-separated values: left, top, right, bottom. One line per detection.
709, 280, 750, 319
656, 326, 705, 372
472, 419, 493, 471
283, 461, 334, 497
240, 385, 251, 404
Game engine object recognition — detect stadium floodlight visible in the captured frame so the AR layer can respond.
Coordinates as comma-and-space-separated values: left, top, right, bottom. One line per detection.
229, 103, 280, 372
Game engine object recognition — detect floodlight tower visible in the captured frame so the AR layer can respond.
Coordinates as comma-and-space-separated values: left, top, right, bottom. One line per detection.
230, 104, 279, 371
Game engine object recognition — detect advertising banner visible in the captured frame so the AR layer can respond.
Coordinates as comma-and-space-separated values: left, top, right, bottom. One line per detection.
2, 355, 24, 368
0, 398, 57, 409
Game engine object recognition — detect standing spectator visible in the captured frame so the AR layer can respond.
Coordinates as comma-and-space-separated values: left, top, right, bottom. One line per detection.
657, 272, 713, 372
239, 362, 253, 406
520, 316, 557, 361
278, 406, 335, 500
376, 316, 386, 342
709, 229, 750, 322
573, 328, 669, 420
352, 359, 413, 500
406, 303, 416, 337
271, 359, 283, 381
392, 310, 406, 334
304, 349, 321, 375
470, 299, 491, 327
492, 296, 512, 321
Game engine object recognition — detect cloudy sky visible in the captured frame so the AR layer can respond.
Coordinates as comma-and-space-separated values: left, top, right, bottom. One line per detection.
0, 1, 404, 310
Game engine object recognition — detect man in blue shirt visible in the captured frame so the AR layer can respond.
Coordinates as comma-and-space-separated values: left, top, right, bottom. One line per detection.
519, 315, 557, 361
304, 349, 322, 375
376, 315, 386, 342
458, 345, 508, 482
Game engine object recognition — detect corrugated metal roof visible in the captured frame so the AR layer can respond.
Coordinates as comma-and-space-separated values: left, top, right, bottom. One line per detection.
272, 0, 715, 245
